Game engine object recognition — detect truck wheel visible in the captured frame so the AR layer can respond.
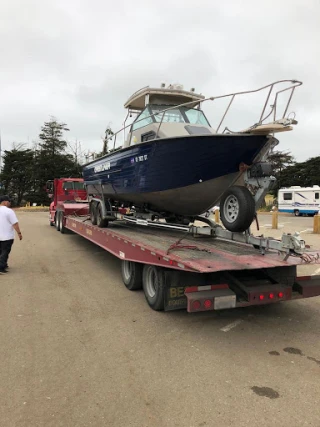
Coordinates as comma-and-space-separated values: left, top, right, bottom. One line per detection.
55, 212, 61, 231
294, 210, 300, 217
220, 186, 255, 232
121, 261, 143, 290
96, 204, 108, 228
142, 265, 165, 311
90, 202, 97, 225
60, 213, 65, 234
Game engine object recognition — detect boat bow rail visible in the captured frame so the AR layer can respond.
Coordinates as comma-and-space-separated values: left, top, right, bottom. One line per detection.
94, 79, 303, 152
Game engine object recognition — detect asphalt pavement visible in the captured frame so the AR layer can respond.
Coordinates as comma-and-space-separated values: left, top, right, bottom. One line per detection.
1, 212, 320, 427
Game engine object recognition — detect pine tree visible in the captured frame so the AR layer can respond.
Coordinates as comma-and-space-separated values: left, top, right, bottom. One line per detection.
0, 146, 35, 205
33, 117, 81, 203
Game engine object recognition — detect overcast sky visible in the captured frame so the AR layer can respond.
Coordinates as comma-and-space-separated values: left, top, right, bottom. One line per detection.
0, 0, 319, 162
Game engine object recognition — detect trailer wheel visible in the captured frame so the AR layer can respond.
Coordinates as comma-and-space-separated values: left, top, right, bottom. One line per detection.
96, 204, 108, 228
121, 261, 143, 290
55, 212, 61, 231
294, 209, 300, 217
90, 202, 97, 225
142, 265, 165, 311
220, 186, 255, 232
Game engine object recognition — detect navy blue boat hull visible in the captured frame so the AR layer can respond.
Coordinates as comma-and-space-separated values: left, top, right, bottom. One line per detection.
83, 134, 268, 215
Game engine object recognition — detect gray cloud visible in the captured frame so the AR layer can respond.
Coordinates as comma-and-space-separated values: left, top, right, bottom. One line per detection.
0, 0, 319, 162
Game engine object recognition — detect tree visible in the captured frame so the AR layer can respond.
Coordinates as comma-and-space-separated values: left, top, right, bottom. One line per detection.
267, 150, 295, 194
0, 146, 35, 205
38, 117, 70, 178
102, 126, 114, 155
280, 156, 320, 188
30, 118, 82, 204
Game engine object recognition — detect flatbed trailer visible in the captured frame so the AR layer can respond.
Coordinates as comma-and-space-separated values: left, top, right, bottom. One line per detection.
52, 207, 320, 313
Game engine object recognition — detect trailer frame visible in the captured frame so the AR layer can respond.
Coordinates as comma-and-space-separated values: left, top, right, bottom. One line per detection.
51, 210, 320, 313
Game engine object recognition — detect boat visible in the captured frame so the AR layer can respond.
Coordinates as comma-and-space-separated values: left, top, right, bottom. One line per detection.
83, 80, 302, 232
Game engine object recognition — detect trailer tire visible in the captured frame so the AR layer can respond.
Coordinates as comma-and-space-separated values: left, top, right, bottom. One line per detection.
121, 261, 143, 291
90, 202, 97, 225
294, 209, 300, 217
55, 212, 61, 231
96, 203, 108, 228
220, 186, 255, 232
142, 265, 165, 311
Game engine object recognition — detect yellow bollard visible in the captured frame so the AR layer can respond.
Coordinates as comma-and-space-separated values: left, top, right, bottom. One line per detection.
313, 214, 320, 234
272, 210, 278, 229
214, 208, 220, 224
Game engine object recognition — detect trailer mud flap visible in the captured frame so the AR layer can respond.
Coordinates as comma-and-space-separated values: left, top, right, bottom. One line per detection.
165, 285, 188, 311
294, 275, 320, 298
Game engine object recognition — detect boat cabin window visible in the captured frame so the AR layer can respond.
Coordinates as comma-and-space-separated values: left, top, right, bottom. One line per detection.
183, 107, 210, 126
132, 108, 153, 131
131, 104, 211, 132
152, 107, 186, 123
283, 192, 292, 200
150, 105, 210, 126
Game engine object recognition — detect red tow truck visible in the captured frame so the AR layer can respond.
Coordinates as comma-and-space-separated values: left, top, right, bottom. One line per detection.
47, 178, 320, 313
47, 178, 88, 229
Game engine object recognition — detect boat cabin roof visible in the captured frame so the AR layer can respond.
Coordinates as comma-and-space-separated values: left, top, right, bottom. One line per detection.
124, 84, 205, 111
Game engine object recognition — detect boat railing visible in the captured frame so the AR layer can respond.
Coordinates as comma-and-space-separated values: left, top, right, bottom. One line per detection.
108, 79, 302, 151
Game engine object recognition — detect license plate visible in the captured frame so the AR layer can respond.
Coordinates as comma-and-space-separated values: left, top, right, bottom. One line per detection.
214, 295, 236, 310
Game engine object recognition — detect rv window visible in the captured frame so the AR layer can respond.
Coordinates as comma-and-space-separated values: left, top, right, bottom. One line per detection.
316, 193, 319, 200
283, 193, 292, 200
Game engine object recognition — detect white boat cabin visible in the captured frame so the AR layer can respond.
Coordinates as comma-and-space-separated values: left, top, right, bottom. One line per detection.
123, 84, 214, 147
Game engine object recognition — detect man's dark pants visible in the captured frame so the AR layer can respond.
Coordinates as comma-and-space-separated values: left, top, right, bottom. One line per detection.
0, 240, 13, 270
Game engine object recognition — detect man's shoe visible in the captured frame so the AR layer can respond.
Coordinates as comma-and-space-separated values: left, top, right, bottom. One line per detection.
0, 270, 8, 275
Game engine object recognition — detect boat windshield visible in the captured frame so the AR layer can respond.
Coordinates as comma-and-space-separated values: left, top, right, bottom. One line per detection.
152, 106, 186, 123
182, 107, 210, 126
150, 105, 210, 126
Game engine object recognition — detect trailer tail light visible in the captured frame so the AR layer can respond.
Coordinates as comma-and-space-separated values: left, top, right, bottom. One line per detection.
192, 300, 201, 310
259, 294, 265, 300
203, 299, 212, 309
278, 292, 284, 298
269, 293, 274, 299
186, 286, 236, 312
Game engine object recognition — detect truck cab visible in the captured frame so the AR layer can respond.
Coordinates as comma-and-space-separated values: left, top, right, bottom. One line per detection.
46, 178, 87, 226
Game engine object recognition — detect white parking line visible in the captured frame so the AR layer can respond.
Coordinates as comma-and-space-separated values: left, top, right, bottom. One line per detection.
299, 229, 313, 234
220, 319, 243, 332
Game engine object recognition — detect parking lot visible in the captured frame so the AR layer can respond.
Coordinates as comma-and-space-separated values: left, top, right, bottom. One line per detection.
1, 212, 320, 427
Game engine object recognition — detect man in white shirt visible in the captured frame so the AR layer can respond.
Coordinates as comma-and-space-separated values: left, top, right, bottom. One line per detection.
0, 195, 23, 274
